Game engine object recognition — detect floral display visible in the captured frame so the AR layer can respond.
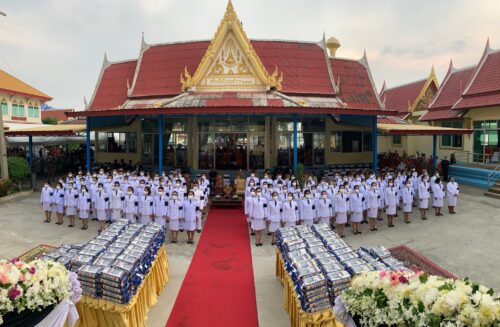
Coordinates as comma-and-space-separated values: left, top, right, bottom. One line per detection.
342, 270, 500, 327
0, 258, 72, 325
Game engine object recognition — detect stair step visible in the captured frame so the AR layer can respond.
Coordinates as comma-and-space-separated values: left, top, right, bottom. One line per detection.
484, 192, 500, 200
488, 187, 500, 194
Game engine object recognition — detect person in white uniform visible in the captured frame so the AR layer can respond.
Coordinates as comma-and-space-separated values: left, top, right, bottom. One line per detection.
267, 192, 282, 245
183, 191, 199, 244
384, 180, 398, 228
300, 190, 316, 226
282, 193, 299, 227
94, 183, 109, 233
138, 187, 154, 224
168, 191, 184, 243
334, 187, 349, 238
367, 182, 380, 231
110, 182, 124, 222
41, 181, 54, 223
123, 187, 138, 221
401, 181, 414, 224
245, 188, 256, 235
153, 186, 168, 226
348, 185, 364, 235
53, 182, 65, 225
432, 178, 445, 216
77, 185, 91, 230
316, 191, 333, 225
446, 177, 459, 214
418, 176, 430, 220
250, 188, 267, 247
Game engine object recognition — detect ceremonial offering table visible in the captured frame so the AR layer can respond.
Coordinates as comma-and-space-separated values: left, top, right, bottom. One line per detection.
75, 246, 169, 327
276, 250, 345, 327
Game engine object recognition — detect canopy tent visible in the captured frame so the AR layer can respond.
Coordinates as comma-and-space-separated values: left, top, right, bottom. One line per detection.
6, 136, 91, 146
4, 124, 86, 136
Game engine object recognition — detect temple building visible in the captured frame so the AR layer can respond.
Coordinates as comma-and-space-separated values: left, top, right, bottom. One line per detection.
421, 40, 500, 164
378, 68, 439, 156
0, 69, 51, 129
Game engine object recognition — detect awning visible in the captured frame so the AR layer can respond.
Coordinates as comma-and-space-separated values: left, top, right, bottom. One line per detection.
4, 124, 87, 136
377, 123, 472, 136
6, 136, 91, 146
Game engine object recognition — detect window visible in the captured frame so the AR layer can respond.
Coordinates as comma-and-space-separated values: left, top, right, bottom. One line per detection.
392, 135, 402, 145
330, 132, 342, 152
12, 103, 25, 116
441, 121, 463, 148
363, 132, 373, 152
28, 106, 39, 118
331, 131, 373, 153
343, 131, 363, 152
1, 103, 7, 116
97, 132, 137, 153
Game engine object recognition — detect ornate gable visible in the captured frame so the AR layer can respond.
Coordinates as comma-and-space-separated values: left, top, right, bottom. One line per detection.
180, 1, 282, 92
411, 66, 439, 112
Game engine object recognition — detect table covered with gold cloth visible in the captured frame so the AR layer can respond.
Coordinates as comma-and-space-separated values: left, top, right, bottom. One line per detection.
276, 250, 345, 327
75, 246, 169, 327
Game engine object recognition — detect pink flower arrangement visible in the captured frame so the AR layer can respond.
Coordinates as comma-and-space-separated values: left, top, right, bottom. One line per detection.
8, 287, 21, 301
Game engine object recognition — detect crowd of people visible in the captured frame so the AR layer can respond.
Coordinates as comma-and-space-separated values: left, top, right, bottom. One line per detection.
244, 168, 460, 246
40, 169, 210, 244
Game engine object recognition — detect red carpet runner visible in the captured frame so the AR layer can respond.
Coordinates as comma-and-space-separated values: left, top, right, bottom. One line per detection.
166, 208, 259, 327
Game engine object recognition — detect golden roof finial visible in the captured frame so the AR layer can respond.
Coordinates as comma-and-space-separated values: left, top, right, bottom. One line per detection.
224, 0, 237, 21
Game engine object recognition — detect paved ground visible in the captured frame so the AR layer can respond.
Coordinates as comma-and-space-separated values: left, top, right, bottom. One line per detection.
0, 184, 499, 327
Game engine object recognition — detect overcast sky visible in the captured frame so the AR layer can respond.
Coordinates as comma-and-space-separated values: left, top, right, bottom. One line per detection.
1, 0, 499, 109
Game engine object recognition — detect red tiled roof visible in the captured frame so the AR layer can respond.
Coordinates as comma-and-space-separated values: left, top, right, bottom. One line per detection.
252, 41, 334, 95
377, 116, 408, 124
89, 60, 137, 111
130, 41, 209, 98
453, 92, 500, 110
41, 109, 73, 122
330, 58, 381, 110
379, 79, 426, 114
420, 108, 464, 121
428, 66, 475, 110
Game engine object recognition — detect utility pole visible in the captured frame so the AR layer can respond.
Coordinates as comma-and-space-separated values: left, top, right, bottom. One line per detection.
0, 10, 9, 179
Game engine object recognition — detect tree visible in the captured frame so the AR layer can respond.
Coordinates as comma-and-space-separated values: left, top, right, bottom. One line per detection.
42, 117, 59, 125
7, 156, 29, 190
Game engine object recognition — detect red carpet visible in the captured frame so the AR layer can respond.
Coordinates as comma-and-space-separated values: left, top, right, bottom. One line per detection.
166, 208, 259, 327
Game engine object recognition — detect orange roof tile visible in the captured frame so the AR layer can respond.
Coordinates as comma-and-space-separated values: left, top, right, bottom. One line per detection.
0, 69, 52, 101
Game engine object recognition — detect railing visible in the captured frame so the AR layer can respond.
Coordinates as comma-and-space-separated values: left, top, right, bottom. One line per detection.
487, 166, 500, 188
453, 151, 499, 166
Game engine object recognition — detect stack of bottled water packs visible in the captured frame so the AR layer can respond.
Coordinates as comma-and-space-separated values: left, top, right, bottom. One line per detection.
41, 220, 166, 304
275, 224, 409, 313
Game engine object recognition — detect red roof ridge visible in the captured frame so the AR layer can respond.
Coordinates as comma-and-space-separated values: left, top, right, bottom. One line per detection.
87, 53, 111, 110
128, 33, 151, 98
427, 59, 455, 110
461, 39, 493, 96
382, 77, 427, 92
357, 50, 385, 110
320, 33, 339, 95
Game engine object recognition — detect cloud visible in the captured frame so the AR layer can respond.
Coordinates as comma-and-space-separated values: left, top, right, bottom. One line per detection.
380, 39, 469, 59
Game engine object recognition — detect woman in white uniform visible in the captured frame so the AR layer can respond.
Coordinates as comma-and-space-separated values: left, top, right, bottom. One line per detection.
267, 192, 282, 245
418, 176, 430, 220
316, 191, 333, 225
53, 182, 65, 225
401, 181, 413, 224
367, 182, 379, 231
348, 185, 364, 235
281, 193, 299, 227
300, 190, 316, 226
123, 187, 138, 221
168, 191, 183, 243
250, 188, 267, 247
334, 186, 348, 238
77, 185, 91, 230
245, 188, 256, 235
183, 191, 199, 244
41, 181, 54, 223
432, 178, 445, 216
384, 181, 398, 228
153, 186, 168, 226
446, 177, 459, 214
110, 182, 124, 222
94, 183, 109, 233
138, 187, 154, 224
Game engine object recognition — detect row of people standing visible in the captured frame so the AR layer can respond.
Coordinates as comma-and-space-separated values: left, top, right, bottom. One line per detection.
243, 169, 460, 245
40, 169, 211, 244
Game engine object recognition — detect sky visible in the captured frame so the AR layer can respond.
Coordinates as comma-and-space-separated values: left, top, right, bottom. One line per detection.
0, 0, 499, 109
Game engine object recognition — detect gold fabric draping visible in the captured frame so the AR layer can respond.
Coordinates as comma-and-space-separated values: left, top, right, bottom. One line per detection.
75, 246, 169, 327
276, 250, 345, 327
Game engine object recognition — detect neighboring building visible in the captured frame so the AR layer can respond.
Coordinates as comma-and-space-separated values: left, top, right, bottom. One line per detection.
72, 2, 388, 171
378, 68, 439, 156
0, 69, 52, 128
421, 40, 500, 164
41, 108, 75, 124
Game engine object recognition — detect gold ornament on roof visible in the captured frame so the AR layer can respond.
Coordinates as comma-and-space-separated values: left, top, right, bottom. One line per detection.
180, 1, 283, 92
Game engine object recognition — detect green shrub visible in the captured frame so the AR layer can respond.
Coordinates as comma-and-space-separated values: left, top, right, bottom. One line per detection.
7, 156, 30, 190
42, 117, 59, 125
0, 179, 13, 197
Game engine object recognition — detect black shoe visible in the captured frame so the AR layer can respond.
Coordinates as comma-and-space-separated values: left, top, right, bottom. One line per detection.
267, 232, 271, 236
271, 242, 275, 246
340, 235, 345, 238
377, 218, 383, 221
251, 231, 255, 236
180, 229, 184, 232
197, 229, 201, 233
353, 231, 358, 235
92, 218, 98, 221
345, 223, 351, 227
357, 231, 362, 234
374, 228, 378, 231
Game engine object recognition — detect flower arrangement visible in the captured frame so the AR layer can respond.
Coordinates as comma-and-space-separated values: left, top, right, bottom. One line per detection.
0, 258, 72, 325
342, 270, 500, 327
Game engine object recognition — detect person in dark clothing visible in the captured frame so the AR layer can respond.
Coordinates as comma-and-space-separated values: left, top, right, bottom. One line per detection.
450, 153, 456, 165
442, 156, 450, 181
